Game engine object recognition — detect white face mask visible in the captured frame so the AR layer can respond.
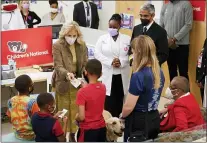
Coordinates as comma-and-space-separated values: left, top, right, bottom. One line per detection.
50, 8, 58, 13
165, 87, 174, 99
65, 36, 77, 45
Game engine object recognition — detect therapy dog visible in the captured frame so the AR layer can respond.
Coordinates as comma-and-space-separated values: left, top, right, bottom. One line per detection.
103, 110, 124, 142
75, 110, 124, 142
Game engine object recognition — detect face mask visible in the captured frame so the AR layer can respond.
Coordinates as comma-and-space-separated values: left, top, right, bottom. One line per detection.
65, 36, 77, 45
108, 28, 119, 37
140, 19, 150, 26
170, 0, 175, 3
165, 87, 174, 99
83, 71, 89, 83
29, 86, 34, 94
22, 3, 29, 9
50, 8, 58, 13
83, 0, 89, 2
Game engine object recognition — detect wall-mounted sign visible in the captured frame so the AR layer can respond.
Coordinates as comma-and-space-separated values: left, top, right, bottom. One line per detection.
120, 13, 134, 30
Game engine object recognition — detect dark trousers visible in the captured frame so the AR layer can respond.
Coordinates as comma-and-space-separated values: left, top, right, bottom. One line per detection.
124, 110, 160, 142
167, 45, 189, 81
77, 127, 106, 142
104, 74, 124, 117
200, 88, 204, 103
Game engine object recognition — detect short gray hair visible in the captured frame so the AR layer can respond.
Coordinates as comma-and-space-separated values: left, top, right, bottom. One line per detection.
140, 3, 155, 14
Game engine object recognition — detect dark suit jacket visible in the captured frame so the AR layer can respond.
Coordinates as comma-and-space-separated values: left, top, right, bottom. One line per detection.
160, 93, 205, 132
196, 38, 207, 85
73, 2, 99, 29
129, 22, 169, 65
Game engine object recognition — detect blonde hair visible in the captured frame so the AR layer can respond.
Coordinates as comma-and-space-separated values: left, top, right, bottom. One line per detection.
59, 21, 84, 45
131, 35, 161, 89
19, 0, 29, 10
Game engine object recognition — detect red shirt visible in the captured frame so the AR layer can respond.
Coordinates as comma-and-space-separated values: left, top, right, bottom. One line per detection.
76, 82, 106, 129
160, 93, 205, 132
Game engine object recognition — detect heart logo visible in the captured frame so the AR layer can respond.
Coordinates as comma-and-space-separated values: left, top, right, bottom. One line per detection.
124, 47, 128, 51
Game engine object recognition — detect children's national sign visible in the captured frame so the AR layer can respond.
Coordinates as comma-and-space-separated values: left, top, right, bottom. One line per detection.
1, 27, 53, 68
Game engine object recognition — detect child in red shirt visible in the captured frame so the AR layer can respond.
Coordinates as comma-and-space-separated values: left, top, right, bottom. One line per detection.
76, 59, 106, 142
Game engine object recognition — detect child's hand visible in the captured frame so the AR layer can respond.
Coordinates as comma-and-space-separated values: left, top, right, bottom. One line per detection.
81, 81, 88, 88
63, 116, 68, 124
53, 111, 63, 119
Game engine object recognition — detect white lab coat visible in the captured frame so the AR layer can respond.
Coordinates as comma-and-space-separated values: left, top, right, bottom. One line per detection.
40, 12, 66, 26
94, 33, 131, 96
1, 8, 25, 31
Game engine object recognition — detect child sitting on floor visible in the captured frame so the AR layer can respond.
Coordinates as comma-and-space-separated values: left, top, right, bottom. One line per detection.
76, 59, 106, 142
6, 75, 39, 141
31, 93, 68, 142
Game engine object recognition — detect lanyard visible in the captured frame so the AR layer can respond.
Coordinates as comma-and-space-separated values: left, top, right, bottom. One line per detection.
24, 15, 28, 23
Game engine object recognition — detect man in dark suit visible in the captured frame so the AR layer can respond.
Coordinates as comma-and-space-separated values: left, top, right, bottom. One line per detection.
73, 0, 99, 29
129, 3, 168, 66
196, 38, 207, 103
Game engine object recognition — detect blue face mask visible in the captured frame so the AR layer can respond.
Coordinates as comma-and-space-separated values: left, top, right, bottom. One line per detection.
108, 28, 119, 37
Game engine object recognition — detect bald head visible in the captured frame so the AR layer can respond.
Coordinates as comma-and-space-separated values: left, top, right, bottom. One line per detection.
171, 76, 189, 93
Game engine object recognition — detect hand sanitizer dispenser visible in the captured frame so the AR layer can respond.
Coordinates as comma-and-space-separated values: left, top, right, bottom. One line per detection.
1, 58, 16, 80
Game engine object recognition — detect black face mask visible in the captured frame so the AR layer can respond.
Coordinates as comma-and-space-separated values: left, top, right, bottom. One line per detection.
83, 72, 89, 83
140, 19, 150, 26
83, 0, 89, 2
29, 85, 34, 94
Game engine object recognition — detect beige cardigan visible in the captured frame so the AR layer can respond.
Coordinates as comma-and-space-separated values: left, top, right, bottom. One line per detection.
52, 40, 87, 94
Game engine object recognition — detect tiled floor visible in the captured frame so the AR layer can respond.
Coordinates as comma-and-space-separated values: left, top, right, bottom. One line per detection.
1, 97, 170, 142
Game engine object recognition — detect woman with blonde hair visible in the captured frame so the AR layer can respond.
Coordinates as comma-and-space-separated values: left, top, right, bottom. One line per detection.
52, 21, 87, 142
120, 35, 165, 142
19, 0, 41, 28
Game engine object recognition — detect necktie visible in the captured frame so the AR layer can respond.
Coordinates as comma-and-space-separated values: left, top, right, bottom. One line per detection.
143, 27, 147, 35
86, 2, 90, 27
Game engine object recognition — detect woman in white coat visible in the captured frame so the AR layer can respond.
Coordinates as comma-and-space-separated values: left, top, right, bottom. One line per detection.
41, 0, 65, 26
94, 14, 130, 117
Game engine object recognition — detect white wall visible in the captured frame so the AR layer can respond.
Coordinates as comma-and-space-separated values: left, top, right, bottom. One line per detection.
30, 1, 115, 31
29, 0, 163, 30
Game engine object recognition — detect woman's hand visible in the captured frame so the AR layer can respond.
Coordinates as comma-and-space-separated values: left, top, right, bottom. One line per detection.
66, 72, 75, 81
112, 58, 121, 68
81, 80, 88, 88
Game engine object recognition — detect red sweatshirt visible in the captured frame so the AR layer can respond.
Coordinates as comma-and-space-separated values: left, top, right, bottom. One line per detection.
160, 93, 205, 132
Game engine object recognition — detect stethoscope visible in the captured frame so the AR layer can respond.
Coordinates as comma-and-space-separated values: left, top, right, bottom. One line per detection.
3, 12, 13, 30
